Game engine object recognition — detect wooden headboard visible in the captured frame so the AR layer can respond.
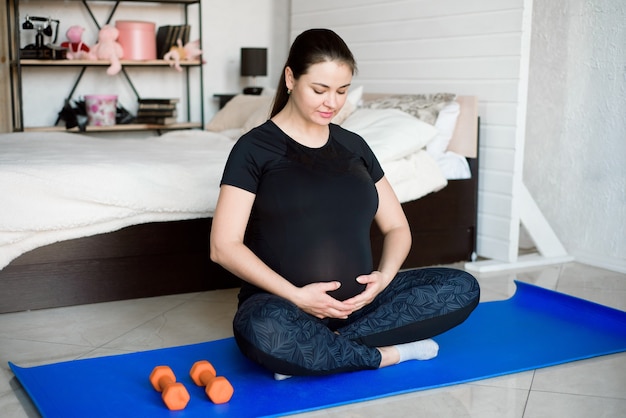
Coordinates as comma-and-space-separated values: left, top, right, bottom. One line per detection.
448, 96, 478, 158
361, 94, 478, 159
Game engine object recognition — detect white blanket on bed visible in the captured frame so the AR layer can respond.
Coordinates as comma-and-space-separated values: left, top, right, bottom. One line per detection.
0, 129, 445, 270
0, 131, 234, 270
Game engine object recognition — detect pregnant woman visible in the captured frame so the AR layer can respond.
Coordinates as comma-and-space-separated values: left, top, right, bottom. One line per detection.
210, 28, 480, 379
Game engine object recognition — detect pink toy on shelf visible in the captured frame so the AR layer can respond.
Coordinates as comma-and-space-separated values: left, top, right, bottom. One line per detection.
60, 25, 90, 60
163, 39, 202, 72
88, 25, 124, 75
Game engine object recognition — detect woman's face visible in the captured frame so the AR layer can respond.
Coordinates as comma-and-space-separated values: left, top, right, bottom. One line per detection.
286, 60, 353, 126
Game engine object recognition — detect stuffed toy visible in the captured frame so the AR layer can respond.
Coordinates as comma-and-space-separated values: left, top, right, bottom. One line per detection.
60, 25, 90, 60
88, 25, 124, 75
163, 39, 202, 72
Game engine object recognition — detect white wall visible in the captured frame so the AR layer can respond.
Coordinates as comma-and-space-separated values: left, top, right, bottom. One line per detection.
291, 0, 531, 264
200, 0, 289, 118
524, 0, 626, 273
16, 0, 289, 127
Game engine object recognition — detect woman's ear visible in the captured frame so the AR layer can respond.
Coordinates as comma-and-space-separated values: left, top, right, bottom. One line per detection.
285, 66, 295, 90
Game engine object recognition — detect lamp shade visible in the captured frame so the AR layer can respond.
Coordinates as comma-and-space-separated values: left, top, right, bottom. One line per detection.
240, 48, 267, 77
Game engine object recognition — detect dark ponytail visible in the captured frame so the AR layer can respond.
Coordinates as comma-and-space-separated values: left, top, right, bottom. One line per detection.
270, 29, 357, 117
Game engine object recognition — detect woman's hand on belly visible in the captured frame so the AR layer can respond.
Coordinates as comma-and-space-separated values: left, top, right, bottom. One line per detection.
343, 270, 392, 311
293, 281, 357, 319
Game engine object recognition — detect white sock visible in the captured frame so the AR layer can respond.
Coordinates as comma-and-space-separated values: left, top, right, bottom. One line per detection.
394, 339, 439, 362
274, 372, 292, 381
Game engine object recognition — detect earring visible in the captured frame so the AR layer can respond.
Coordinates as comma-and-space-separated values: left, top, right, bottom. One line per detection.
287, 89, 292, 95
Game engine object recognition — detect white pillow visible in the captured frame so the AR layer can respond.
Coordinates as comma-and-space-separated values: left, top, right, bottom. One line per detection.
242, 102, 272, 133
426, 101, 460, 156
332, 85, 363, 124
341, 108, 439, 163
206, 95, 273, 132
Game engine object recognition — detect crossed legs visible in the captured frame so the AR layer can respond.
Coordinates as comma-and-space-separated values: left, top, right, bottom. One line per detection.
233, 267, 480, 376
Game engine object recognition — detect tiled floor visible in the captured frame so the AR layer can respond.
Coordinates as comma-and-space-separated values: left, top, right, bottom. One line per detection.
1, 262, 625, 417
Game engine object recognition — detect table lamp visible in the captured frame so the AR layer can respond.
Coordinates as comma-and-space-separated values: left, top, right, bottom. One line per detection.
241, 47, 267, 95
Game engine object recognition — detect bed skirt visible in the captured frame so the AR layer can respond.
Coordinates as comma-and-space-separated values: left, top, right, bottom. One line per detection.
0, 219, 240, 313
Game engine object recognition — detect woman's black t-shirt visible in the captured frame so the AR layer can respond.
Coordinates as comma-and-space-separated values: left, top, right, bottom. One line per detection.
220, 120, 384, 302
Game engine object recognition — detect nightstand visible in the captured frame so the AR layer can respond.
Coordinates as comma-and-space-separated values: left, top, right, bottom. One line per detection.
213, 94, 237, 109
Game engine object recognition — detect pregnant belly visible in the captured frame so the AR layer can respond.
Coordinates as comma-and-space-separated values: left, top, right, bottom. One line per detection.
280, 246, 371, 301
253, 229, 374, 301
326, 277, 366, 301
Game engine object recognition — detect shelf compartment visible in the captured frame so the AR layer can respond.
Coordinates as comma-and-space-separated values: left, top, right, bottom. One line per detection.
19, 59, 202, 67
23, 122, 203, 133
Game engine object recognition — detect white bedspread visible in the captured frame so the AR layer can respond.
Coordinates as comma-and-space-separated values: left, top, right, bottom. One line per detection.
0, 131, 234, 270
382, 150, 447, 202
0, 129, 446, 270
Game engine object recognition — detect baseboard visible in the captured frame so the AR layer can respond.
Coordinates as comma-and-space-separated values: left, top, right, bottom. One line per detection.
571, 252, 626, 275
464, 252, 574, 274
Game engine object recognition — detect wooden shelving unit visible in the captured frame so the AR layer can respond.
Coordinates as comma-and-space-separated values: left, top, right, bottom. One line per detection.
7, 0, 204, 133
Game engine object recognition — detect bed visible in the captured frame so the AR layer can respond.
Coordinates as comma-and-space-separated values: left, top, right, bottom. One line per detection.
0, 91, 479, 313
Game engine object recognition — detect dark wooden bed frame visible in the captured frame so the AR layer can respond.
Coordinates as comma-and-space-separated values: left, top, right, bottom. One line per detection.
371, 152, 478, 269
0, 97, 479, 313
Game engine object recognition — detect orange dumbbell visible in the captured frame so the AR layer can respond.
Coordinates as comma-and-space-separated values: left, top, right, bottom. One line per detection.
149, 366, 191, 411
189, 360, 234, 404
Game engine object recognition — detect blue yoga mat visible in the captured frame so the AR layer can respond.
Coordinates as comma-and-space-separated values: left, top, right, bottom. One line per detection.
10, 281, 626, 417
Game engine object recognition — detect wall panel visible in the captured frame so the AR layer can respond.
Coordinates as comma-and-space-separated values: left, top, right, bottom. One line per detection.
351, 34, 523, 61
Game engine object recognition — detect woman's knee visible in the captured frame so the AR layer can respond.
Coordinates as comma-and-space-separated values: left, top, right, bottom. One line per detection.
428, 267, 480, 308
395, 267, 479, 297
454, 269, 480, 307
233, 293, 298, 339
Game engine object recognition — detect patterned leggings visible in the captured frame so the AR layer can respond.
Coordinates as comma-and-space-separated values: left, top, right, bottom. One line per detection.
233, 267, 480, 376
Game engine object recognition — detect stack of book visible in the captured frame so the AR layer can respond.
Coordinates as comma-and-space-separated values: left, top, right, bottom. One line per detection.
135, 98, 179, 125
156, 25, 191, 59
